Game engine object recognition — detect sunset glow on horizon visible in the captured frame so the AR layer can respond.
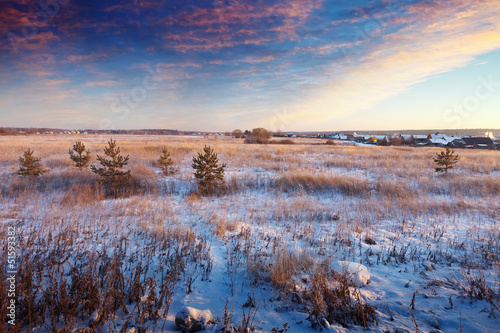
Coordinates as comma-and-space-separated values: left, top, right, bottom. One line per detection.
1, 0, 500, 131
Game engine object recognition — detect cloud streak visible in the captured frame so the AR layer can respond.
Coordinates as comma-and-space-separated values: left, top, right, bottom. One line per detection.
283, 0, 500, 128
163, 0, 323, 52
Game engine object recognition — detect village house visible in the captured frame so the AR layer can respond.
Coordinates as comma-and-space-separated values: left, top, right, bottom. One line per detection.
412, 135, 429, 146
448, 138, 466, 148
462, 137, 494, 149
426, 134, 461, 147
400, 134, 413, 145
427, 133, 446, 140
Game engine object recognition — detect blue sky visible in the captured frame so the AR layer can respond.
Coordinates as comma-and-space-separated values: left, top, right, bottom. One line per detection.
1, 0, 499, 131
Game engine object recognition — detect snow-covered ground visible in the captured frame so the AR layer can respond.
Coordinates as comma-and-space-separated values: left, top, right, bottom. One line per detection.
0, 135, 498, 332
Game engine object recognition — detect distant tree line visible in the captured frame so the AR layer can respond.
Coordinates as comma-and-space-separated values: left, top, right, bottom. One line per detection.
232, 128, 294, 145
0, 127, 181, 136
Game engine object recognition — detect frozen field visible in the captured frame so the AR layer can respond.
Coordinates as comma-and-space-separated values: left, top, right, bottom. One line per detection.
0, 135, 499, 332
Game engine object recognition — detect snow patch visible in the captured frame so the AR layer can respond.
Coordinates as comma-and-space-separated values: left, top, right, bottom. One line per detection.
332, 261, 370, 287
175, 307, 213, 332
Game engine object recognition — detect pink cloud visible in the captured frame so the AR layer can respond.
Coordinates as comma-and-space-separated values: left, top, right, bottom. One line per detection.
44, 79, 71, 87
243, 55, 275, 64
163, 0, 323, 52
0, 5, 37, 35
85, 80, 119, 88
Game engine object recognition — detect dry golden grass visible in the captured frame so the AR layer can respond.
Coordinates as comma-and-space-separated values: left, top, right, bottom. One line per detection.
1, 134, 497, 173
275, 169, 372, 195
1, 134, 498, 215
210, 214, 239, 239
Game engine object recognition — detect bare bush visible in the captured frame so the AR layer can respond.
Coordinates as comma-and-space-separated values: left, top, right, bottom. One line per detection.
244, 128, 272, 144
303, 267, 376, 329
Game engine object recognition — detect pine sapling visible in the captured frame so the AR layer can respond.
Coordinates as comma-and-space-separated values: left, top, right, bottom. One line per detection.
18, 148, 49, 177
91, 139, 132, 198
434, 147, 459, 174
192, 145, 226, 195
69, 141, 91, 170
158, 146, 174, 175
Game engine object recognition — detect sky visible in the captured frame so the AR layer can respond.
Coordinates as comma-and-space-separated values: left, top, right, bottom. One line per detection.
0, 0, 500, 132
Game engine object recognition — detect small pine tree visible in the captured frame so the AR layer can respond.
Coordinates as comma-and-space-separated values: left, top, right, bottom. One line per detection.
192, 145, 226, 195
18, 148, 49, 177
158, 146, 174, 175
69, 141, 91, 170
90, 139, 132, 198
434, 147, 459, 174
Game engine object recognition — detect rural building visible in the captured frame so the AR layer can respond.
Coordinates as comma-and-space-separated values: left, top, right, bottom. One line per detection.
462, 137, 494, 149
400, 135, 413, 145
412, 135, 429, 146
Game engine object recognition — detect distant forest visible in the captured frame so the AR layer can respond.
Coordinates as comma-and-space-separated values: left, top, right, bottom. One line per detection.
0, 128, 180, 135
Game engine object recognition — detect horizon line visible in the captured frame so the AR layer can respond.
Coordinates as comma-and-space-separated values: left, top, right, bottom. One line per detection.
3, 126, 500, 134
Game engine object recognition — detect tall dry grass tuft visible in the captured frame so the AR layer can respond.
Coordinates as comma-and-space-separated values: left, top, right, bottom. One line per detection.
375, 178, 416, 200
303, 266, 377, 329
210, 214, 238, 239
275, 169, 371, 195
248, 246, 315, 302
59, 183, 104, 207
269, 248, 315, 291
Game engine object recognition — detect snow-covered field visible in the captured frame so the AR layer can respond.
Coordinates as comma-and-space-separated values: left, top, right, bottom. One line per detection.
0, 135, 499, 332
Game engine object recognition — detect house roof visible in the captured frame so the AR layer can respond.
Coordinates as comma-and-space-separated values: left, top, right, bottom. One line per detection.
462, 137, 494, 145
429, 139, 448, 145
444, 136, 461, 142
428, 133, 446, 140
412, 135, 428, 140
